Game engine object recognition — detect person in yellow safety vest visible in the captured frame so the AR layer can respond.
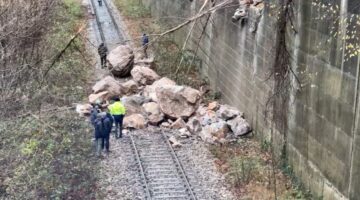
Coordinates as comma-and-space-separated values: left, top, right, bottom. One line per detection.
108, 97, 126, 138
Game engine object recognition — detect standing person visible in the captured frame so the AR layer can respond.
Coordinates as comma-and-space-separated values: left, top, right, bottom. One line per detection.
142, 33, 149, 58
97, 43, 108, 68
91, 108, 113, 157
98, 0, 102, 6
108, 97, 126, 138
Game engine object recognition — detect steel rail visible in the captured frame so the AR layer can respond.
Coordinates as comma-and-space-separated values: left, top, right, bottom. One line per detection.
129, 134, 152, 199
161, 131, 197, 200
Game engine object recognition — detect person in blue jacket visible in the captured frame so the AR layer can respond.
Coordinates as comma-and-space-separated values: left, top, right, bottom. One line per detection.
142, 33, 149, 58
91, 105, 113, 157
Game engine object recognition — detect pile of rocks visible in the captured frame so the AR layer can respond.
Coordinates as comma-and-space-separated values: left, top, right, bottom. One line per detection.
77, 45, 252, 145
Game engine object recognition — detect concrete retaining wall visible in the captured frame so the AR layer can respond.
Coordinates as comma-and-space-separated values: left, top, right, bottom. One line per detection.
140, 0, 360, 198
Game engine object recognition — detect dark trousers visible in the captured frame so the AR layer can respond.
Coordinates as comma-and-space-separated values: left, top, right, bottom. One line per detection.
100, 55, 106, 67
98, 0, 102, 6
143, 45, 148, 58
113, 115, 124, 138
95, 135, 110, 156
101, 135, 110, 151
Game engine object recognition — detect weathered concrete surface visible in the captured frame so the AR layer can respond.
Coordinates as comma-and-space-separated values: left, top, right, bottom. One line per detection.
140, 0, 360, 199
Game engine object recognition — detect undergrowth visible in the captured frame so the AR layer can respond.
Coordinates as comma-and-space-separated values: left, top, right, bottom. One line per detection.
114, 0, 150, 18
0, 0, 98, 199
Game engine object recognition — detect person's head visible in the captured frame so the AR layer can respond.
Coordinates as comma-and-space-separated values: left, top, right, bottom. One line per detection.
100, 42, 104, 46
143, 33, 146, 36
113, 96, 120, 102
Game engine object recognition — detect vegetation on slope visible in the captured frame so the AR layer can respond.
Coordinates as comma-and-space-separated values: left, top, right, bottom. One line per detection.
0, 0, 98, 199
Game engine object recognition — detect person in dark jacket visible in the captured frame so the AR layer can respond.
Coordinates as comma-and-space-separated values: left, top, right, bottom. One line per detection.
98, 0, 102, 6
98, 43, 108, 68
142, 33, 149, 58
91, 107, 113, 156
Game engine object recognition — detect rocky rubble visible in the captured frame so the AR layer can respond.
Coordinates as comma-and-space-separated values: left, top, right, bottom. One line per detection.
79, 45, 252, 145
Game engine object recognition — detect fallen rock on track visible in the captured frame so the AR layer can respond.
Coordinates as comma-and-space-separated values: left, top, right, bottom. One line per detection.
88, 91, 109, 104
121, 80, 138, 95
156, 85, 201, 119
123, 114, 147, 129
131, 65, 160, 85
144, 77, 176, 102
143, 102, 164, 125
107, 45, 134, 77
121, 95, 148, 115
92, 76, 123, 97
169, 136, 182, 148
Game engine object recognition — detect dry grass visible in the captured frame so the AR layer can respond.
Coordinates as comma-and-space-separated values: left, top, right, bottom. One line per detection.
210, 137, 313, 200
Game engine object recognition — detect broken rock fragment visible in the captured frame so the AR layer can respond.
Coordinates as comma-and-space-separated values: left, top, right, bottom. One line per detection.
156, 85, 201, 119
227, 116, 252, 137
123, 114, 147, 129
186, 117, 202, 134
108, 45, 134, 77
216, 105, 243, 120
131, 65, 160, 85
208, 101, 220, 111
169, 136, 182, 148
170, 118, 187, 129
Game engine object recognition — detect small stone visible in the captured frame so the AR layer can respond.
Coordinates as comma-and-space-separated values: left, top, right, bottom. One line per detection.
160, 122, 171, 128
171, 118, 187, 129
178, 128, 191, 138
208, 101, 219, 111
169, 136, 182, 148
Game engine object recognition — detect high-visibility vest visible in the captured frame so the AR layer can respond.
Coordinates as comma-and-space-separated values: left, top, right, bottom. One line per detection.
108, 101, 126, 115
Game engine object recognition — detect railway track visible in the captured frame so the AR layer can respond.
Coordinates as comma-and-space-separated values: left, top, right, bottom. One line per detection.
89, 0, 124, 48
130, 132, 198, 200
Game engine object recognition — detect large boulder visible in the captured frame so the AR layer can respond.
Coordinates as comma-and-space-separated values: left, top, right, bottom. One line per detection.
121, 80, 138, 95
130, 66, 160, 85
144, 77, 176, 102
121, 95, 148, 115
227, 116, 252, 137
143, 102, 164, 125
216, 105, 243, 120
123, 114, 146, 129
156, 85, 201, 119
107, 45, 134, 77
92, 76, 123, 98
88, 91, 108, 104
